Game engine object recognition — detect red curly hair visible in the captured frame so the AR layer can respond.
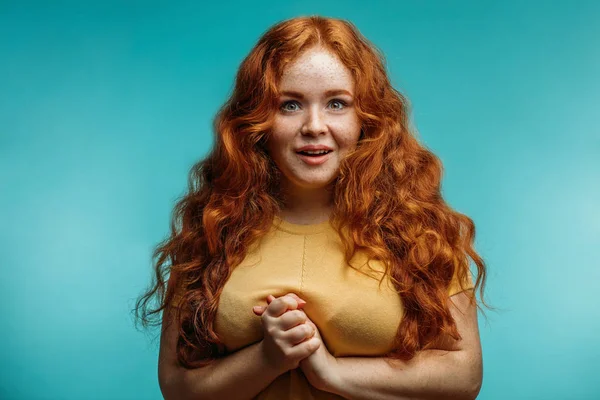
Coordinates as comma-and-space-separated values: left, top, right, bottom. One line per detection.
133, 15, 492, 369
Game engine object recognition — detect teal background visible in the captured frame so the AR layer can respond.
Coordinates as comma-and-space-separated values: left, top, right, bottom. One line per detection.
1, 1, 598, 399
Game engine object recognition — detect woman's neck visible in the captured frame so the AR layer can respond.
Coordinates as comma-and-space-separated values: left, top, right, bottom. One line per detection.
278, 184, 333, 225
278, 207, 332, 225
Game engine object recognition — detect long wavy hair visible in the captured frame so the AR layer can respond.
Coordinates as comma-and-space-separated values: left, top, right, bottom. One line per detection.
133, 15, 493, 369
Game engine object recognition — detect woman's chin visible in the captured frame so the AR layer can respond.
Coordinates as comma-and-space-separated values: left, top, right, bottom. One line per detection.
293, 177, 338, 190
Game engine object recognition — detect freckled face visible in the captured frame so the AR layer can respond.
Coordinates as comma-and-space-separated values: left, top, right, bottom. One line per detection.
266, 47, 362, 191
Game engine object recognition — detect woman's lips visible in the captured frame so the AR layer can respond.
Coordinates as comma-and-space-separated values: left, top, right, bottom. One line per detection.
296, 151, 332, 165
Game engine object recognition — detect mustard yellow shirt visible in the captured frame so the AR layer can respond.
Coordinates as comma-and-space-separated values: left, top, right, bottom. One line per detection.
214, 215, 474, 399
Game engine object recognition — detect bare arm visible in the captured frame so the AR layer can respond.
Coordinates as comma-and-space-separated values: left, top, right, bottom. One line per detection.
161, 342, 283, 400
326, 291, 483, 400
330, 348, 479, 400
158, 292, 318, 400
157, 300, 286, 400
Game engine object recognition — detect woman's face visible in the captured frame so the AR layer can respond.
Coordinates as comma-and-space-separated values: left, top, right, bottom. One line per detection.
267, 47, 362, 192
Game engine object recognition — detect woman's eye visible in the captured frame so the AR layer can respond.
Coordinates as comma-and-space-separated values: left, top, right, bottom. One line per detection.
329, 99, 347, 110
280, 101, 299, 112
279, 99, 348, 113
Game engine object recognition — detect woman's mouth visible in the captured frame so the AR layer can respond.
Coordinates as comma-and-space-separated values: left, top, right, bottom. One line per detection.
296, 150, 333, 165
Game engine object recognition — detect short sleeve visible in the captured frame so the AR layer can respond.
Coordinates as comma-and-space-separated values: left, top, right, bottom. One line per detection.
447, 267, 475, 297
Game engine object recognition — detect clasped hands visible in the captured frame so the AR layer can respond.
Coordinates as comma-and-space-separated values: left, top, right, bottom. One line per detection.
252, 293, 340, 392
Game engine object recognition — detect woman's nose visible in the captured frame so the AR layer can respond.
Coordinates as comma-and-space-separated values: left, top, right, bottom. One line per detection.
301, 107, 327, 135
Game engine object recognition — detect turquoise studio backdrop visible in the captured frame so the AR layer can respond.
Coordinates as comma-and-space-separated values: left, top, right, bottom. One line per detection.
1, 1, 598, 399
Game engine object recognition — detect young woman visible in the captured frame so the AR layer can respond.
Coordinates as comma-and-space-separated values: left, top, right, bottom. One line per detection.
134, 15, 491, 400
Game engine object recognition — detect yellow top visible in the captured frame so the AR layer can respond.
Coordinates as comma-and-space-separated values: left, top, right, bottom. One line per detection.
214, 215, 474, 399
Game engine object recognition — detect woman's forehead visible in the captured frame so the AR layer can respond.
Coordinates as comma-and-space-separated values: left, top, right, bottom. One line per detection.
281, 49, 349, 77
278, 54, 354, 94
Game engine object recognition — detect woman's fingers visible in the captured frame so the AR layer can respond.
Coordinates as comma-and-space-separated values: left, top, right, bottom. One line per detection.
253, 305, 266, 315
254, 293, 306, 316
265, 294, 302, 317
257, 294, 319, 372
267, 293, 305, 305
275, 308, 307, 330
284, 293, 306, 306
283, 322, 316, 345
253, 305, 312, 338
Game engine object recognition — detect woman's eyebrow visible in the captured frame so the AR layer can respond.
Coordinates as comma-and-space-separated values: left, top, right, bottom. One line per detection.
279, 89, 353, 98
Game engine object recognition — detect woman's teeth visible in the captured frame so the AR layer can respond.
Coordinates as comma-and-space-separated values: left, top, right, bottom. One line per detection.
298, 150, 331, 156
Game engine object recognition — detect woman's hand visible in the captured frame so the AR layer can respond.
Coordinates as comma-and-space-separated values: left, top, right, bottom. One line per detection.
253, 294, 341, 393
252, 292, 321, 374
